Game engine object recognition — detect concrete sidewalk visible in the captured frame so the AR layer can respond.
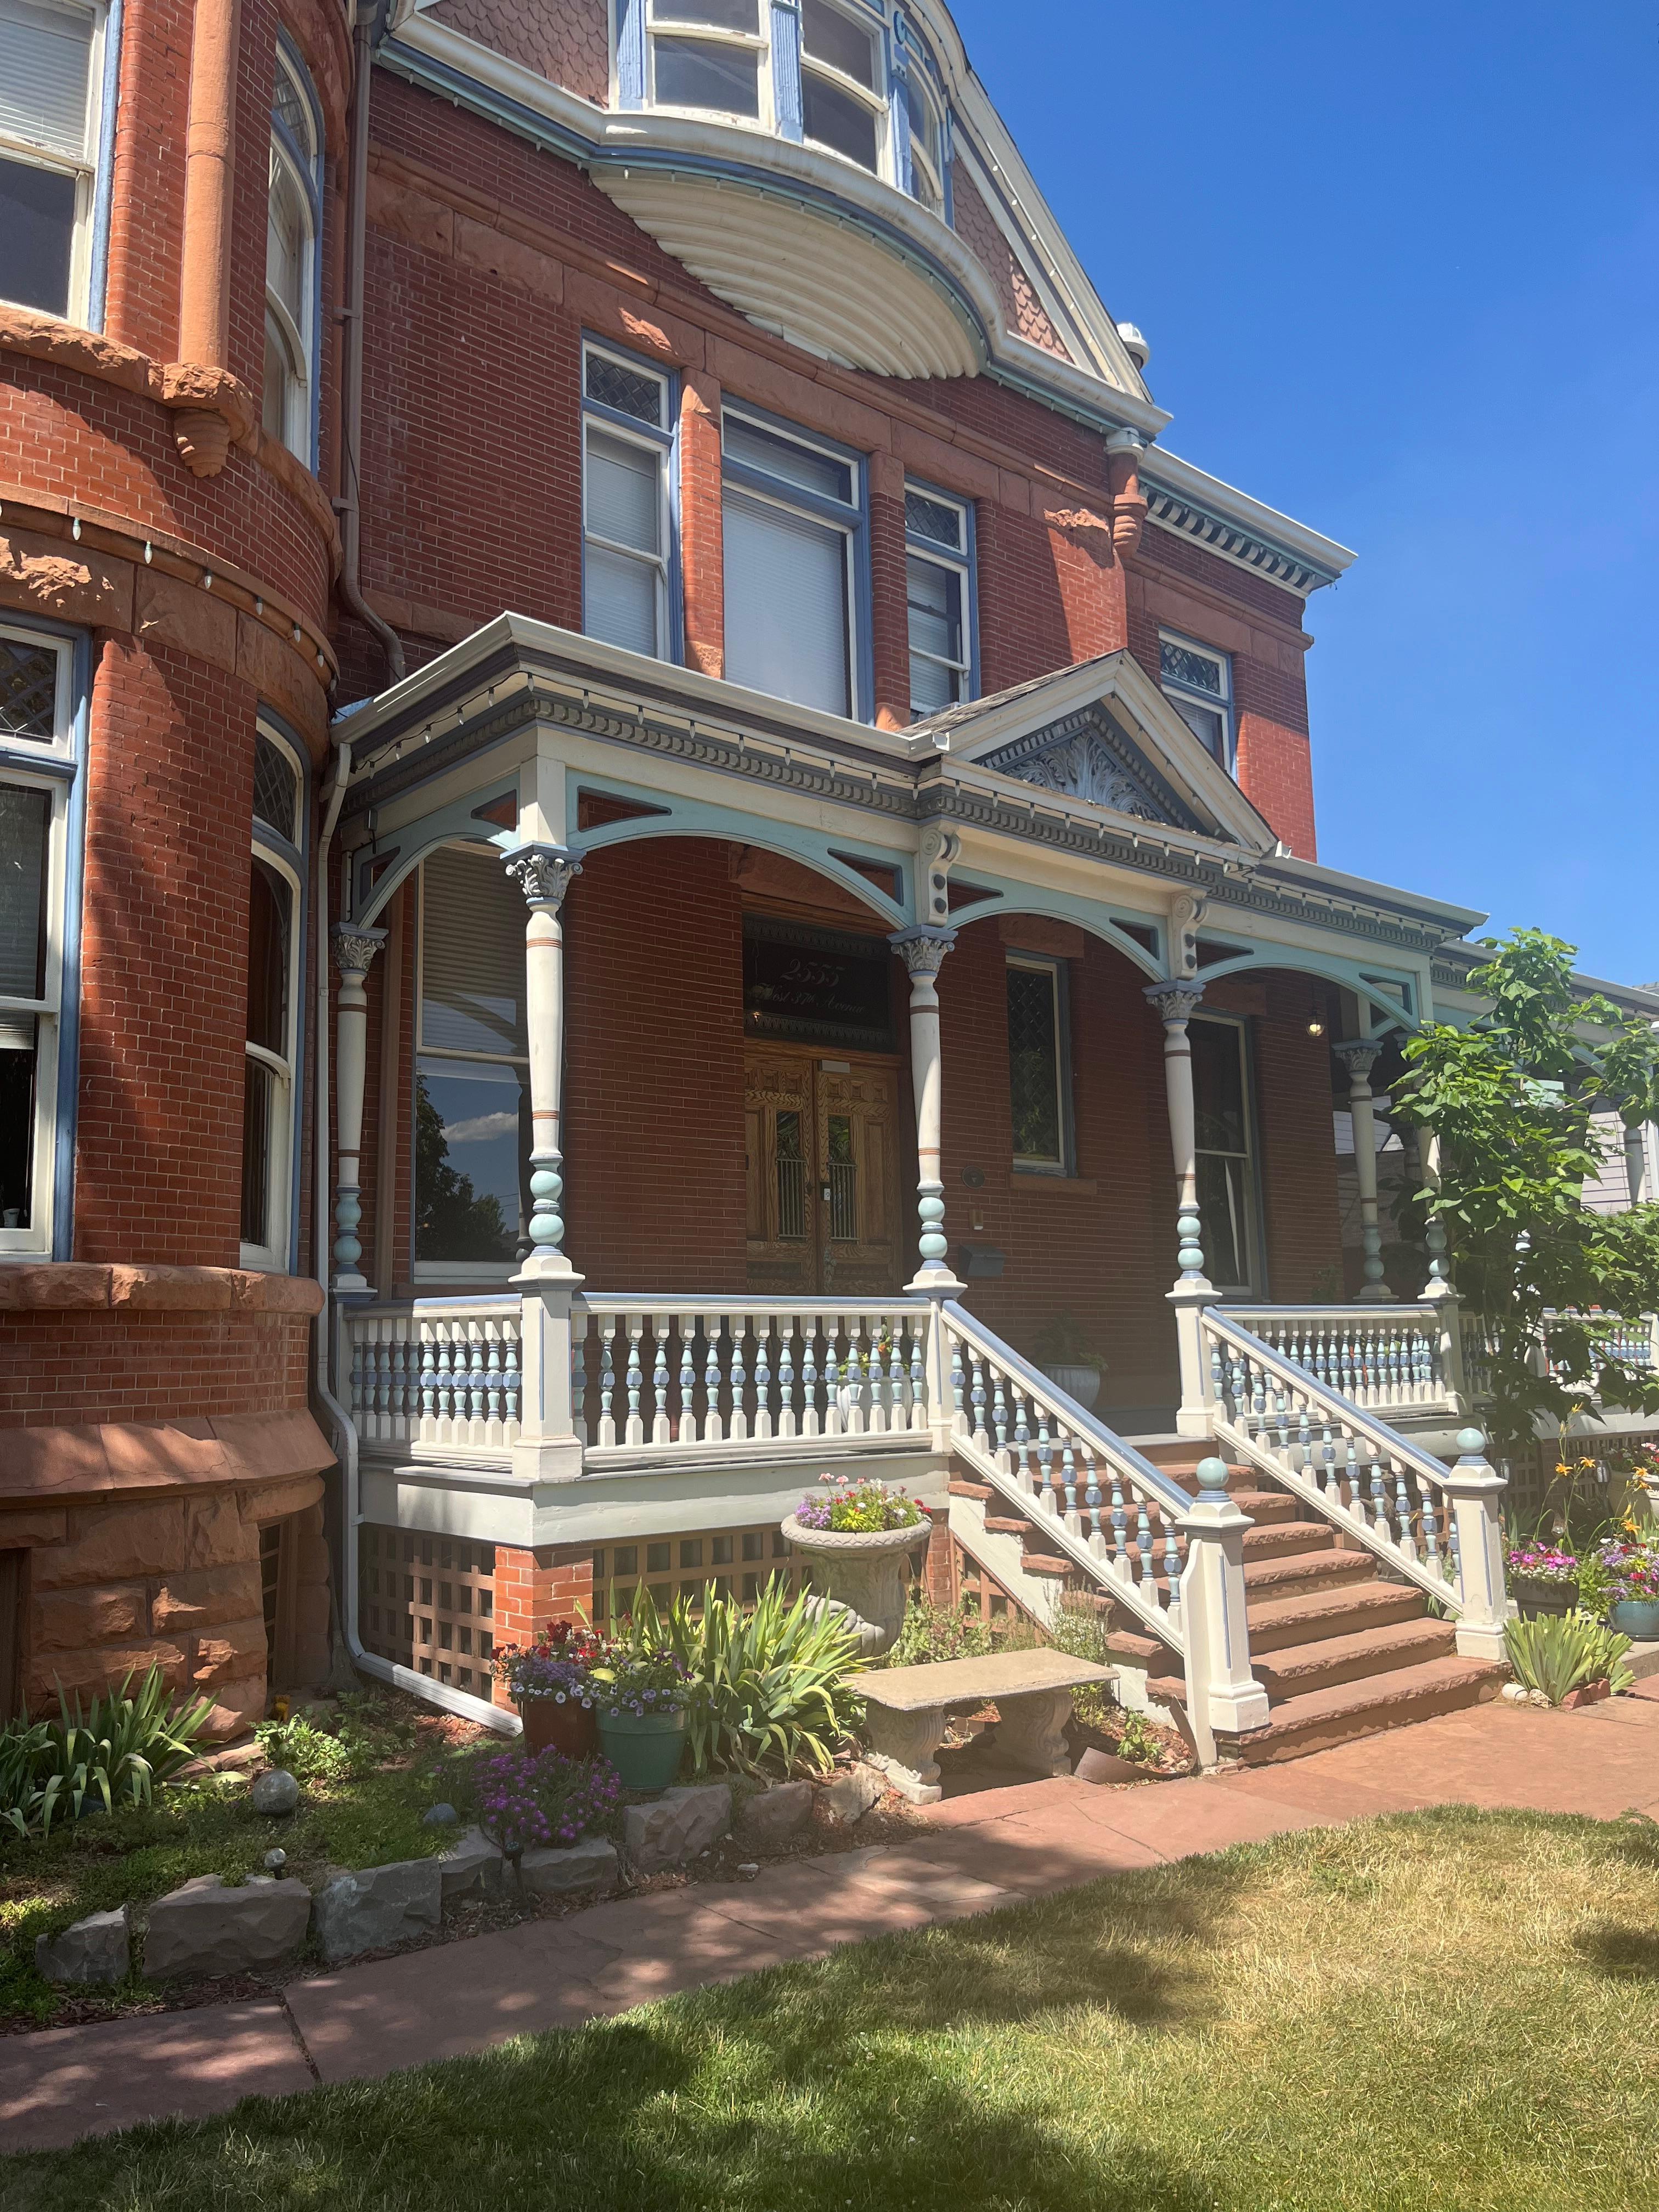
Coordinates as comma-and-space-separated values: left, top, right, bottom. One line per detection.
5, 1687, 1659, 2154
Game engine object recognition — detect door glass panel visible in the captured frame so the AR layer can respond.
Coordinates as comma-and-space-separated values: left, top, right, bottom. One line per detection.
826, 1112, 856, 1241
775, 1108, 806, 1239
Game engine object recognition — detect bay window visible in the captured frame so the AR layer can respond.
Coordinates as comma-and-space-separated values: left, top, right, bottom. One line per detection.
0, 0, 105, 321
905, 482, 974, 719
1, 619, 79, 1256
582, 340, 675, 661
722, 409, 866, 719
414, 845, 531, 1276
241, 720, 304, 1271
264, 44, 321, 464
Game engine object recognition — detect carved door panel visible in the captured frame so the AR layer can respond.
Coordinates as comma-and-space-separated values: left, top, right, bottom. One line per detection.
745, 1053, 817, 1297
816, 1064, 901, 1297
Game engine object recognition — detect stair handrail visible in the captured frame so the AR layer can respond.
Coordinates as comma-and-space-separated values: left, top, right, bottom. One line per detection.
1200, 1306, 1510, 1659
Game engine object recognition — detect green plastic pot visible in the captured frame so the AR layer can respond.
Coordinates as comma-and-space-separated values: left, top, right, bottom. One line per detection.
597, 1706, 689, 1791
1610, 1597, 1659, 1642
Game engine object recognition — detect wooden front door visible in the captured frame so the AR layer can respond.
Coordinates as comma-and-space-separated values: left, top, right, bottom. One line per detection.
745, 1050, 901, 1297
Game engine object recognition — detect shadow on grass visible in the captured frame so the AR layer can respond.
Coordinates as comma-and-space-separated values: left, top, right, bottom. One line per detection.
1570, 1921, 1659, 1980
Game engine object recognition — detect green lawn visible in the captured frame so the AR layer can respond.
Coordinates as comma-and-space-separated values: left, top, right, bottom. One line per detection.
5, 1807, 1658, 2211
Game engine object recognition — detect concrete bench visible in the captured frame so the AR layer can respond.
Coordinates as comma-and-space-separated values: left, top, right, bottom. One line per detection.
860, 1650, 1113, 1803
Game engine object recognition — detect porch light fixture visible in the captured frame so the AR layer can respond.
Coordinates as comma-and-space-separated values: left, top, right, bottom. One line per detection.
1307, 1018, 1326, 1037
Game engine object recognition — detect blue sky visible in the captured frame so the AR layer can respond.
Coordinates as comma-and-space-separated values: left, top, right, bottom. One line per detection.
950, 0, 1659, 986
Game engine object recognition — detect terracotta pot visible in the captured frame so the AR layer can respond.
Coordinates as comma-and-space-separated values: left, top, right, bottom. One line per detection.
781, 1514, 930, 1657
518, 1697, 600, 1759
1560, 1678, 1612, 1710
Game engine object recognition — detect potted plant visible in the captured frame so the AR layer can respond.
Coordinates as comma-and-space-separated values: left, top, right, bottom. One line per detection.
1031, 1313, 1106, 1412
1597, 1532, 1659, 1641
588, 1646, 694, 1790
782, 1476, 932, 1657
492, 1620, 604, 1758
1503, 1541, 1581, 1621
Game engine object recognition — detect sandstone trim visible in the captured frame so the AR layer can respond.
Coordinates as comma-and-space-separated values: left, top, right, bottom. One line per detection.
0, 1263, 326, 1313
0, 1410, 336, 1502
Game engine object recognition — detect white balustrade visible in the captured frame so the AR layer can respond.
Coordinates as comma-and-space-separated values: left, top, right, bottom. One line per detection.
1540, 1310, 1659, 1380
346, 1299, 522, 1456
571, 1299, 933, 1454
935, 1301, 1192, 1654
1203, 1307, 1471, 1611
1223, 1304, 1449, 1412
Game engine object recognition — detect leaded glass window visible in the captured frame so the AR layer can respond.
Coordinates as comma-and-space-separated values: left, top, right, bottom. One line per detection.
1007, 956, 1069, 1171
585, 349, 668, 429
0, 638, 58, 741
252, 731, 299, 843
1159, 631, 1233, 770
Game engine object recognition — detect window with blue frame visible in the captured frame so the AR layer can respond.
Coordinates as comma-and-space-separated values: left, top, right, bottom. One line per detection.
242, 721, 305, 1271
904, 481, 973, 719
0, 618, 79, 1255
721, 408, 866, 719
582, 339, 676, 661
0, 0, 108, 321
1159, 630, 1234, 772
265, 43, 321, 464
620, 0, 948, 215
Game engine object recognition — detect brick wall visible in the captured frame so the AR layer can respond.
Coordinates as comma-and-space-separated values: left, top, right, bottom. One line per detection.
0, 1309, 312, 1426
491, 1541, 595, 1692
74, 637, 256, 1266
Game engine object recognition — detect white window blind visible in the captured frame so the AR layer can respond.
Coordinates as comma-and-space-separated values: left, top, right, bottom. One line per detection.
0, 0, 93, 159
419, 848, 527, 1058
723, 491, 850, 714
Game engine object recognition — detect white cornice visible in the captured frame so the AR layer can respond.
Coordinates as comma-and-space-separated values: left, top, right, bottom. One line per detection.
1141, 450, 1356, 597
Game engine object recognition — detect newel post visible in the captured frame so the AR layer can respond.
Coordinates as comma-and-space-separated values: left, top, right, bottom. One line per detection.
504, 843, 585, 1485
1178, 1457, 1269, 1760
1443, 1427, 1509, 1662
1146, 980, 1215, 1437
331, 924, 387, 1295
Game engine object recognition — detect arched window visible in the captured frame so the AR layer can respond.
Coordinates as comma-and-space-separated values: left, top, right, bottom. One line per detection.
264, 44, 320, 464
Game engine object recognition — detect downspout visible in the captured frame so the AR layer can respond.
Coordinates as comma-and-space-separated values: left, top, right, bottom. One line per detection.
336, 4, 405, 684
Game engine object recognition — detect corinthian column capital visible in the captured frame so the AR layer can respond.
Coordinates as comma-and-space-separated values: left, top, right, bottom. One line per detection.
504, 842, 583, 910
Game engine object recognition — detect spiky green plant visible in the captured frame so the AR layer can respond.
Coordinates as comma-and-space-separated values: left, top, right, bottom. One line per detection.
615, 1579, 865, 1777
0, 1668, 215, 1838
1504, 1612, 1634, 1706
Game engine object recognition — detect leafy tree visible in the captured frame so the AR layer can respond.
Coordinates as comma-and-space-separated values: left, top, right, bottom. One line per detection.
1391, 930, 1659, 1452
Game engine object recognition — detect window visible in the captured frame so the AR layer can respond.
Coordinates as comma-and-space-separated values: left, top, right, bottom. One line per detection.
645, 0, 763, 118
1190, 1015, 1260, 1293
722, 409, 865, 718
414, 844, 531, 1275
1006, 955, 1071, 1174
1, 620, 77, 1255
253, 730, 300, 846
904, 483, 973, 719
899, 54, 945, 215
1159, 632, 1233, 770
0, 0, 104, 320
582, 340, 674, 660
242, 721, 303, 1271
264, 46, 320, 464
799, 0, 884, 173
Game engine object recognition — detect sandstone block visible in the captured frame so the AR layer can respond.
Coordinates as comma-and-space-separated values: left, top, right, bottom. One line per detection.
190, 1615, 268, 1686
36, 1906, 129, 1986
133, 568, 239, 669
199, 1672, 268, 1740
734, 1779, 814, 1852
1074, 1747, 1144, 1786
143, 1875, 311, 1979
519, 1837, 618, 1898
151, 1562, 263, 1634
623, 1782, 732, 1875
27, 1641, 188, 1709
819, 1763, 885, 1825
32, 1583, 147, 1652
313, 1859, 443, 1965
437, 1824, 506, 1899
34, 1502, 199, 1589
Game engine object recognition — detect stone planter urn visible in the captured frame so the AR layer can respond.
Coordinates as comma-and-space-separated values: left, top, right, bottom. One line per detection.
781, 1515, 930, 1657
1042, 1363, 1102, 1412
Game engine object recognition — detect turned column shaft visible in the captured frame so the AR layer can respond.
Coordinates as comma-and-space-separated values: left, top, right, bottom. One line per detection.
890, 926, 958, 1290
331, 925, 387, 1295
1338, 1041, 1394, 1303
504, 844, 582, 1278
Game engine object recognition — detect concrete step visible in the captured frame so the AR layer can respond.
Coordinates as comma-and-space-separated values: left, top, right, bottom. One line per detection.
1250, 1615, 1460, 1699
1241, 1549, 1373, 1602
1235, 1654, 1505, 1764
1245, 1578, 1429, 1653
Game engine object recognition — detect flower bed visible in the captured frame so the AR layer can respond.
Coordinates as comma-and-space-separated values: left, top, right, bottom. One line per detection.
472, 1747, 622, 1865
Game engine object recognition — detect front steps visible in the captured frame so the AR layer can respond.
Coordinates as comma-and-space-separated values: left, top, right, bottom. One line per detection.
948, 1441, 1504, 1765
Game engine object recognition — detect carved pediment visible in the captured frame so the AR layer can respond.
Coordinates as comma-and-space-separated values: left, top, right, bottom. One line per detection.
981, 706, 1203, 833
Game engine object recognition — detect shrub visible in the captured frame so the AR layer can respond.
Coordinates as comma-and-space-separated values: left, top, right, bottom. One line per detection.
1043, 1594, 1114, 1726
620, 1579, 864, 1776
255, 1713, 352, 1784
1504, 1612, 1635, 1705
889, 1591, 995, 1666
471, 1747, 621, 1867
0, 1669, 213, 1839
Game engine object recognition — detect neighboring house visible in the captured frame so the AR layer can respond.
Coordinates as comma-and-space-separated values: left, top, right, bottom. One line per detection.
1, 0, 1655, 1748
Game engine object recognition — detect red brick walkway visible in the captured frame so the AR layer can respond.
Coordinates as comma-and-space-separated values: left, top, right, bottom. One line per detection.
5, 1690, 1659, 2153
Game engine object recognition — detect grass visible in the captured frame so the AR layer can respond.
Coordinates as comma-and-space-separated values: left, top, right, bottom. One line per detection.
0, 1695, 481, 2027
5, 1807, 1659, 2210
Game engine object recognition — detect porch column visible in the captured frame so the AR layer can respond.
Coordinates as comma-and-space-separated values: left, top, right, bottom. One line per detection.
504, 843, 583, 1278
504, 843, 585, 1485
331, 924, 387, 1295
889, 926, 963, 1294
1145, 981, 1213, 1438
1336, 1040, 1395, 1303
